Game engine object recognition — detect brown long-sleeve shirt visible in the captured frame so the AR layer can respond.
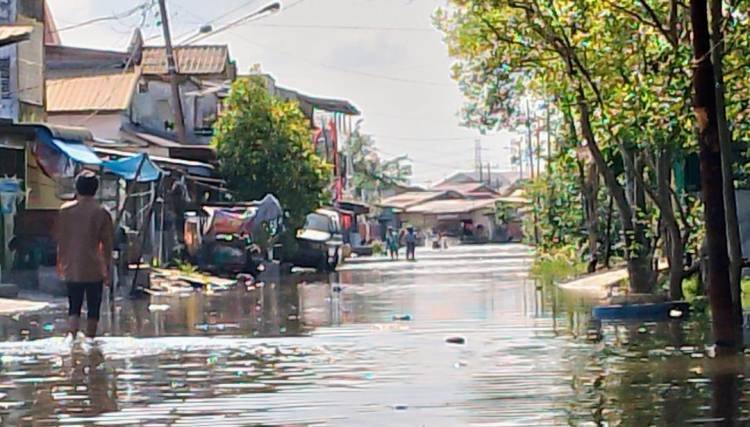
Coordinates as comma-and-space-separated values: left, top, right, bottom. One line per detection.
56, 197, 114, 283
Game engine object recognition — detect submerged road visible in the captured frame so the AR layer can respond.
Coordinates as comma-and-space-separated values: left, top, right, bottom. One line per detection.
0, 244, 740, 425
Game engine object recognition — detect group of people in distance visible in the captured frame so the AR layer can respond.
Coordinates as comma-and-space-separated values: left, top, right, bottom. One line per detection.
384, 226, 447, 261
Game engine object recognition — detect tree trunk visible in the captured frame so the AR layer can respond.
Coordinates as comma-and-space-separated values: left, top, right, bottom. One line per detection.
690, 0, 739, 349
604, 195, 614, 268
576, 88, 654, 292
711, 0, 743, 322
584, 163, 599, 273
656, 150, 685, 300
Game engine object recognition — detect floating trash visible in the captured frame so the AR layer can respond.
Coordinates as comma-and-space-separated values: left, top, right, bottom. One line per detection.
453, 360, 467, 368
194, 323, 210, 332
332, 285, 342, 292
637, 326, 648, 334
668, 309, 684, 319
393, 404, 408, 411
42, 323, 55, 333
445, 336, 466, 345
363, 372, 375, 380
148, 304, 170, 312
392, 314, 413, 321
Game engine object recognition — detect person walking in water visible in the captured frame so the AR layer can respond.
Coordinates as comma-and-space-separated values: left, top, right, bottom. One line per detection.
56, 172, 113, 343
405, 226, 417, 261
386, 227, 399, 260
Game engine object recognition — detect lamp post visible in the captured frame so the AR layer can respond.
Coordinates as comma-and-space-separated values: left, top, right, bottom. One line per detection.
181, 2, 282, 45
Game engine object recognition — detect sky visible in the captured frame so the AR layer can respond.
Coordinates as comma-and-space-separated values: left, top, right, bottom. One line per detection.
47, 0, 516, 186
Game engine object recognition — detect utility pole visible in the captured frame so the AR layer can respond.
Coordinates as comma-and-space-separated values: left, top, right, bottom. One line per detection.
546, 103, 552, 175
158, 0, 187, 144
526, 100, 534, 180
475, 139, 483, 181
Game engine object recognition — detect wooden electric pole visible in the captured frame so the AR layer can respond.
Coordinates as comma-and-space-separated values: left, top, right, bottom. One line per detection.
158, 0, 187, 144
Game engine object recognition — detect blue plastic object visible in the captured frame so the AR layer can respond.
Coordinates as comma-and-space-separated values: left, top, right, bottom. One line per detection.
592, 301, 690, 321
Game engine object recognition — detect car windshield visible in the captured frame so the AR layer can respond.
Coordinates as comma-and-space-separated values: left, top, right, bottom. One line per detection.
305, 213, 333, 232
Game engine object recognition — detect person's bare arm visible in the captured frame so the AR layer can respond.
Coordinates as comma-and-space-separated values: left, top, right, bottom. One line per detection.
100, 211, 114, 285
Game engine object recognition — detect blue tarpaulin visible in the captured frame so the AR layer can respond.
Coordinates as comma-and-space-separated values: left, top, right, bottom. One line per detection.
51, 139, 102, 165
102, 153, 162, 182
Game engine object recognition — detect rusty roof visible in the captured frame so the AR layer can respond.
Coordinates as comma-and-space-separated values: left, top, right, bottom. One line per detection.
379, 191, 452, 210
141, 45, 229, 75
46, 72, 140, 113
405, 198, 499, 215
0, 25, 33, 47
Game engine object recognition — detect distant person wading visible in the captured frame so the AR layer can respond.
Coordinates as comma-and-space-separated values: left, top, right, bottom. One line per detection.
56, 172, 114, 343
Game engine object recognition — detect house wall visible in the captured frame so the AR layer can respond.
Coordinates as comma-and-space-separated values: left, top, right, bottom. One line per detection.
130, 79, 219, 144
47, 113, 122, 141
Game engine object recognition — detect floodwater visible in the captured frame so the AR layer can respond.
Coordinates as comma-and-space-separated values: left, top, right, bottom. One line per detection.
0, 244, 746, 425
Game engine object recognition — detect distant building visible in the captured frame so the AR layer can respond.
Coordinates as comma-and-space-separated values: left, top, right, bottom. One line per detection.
435, 170, 520, 193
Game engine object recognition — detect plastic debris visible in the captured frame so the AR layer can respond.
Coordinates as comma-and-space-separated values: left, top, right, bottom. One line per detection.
194, 323, 210, 332
42, 323, 55, 332
363, 372, 375, 380
637, 326, 648, 334
668, 309, 684, 318
453, 360, 467, 368
393, 404, 408, 411
392, 314, 413, 321
445, 336, 466, 345
148, 304, 170, 312
332, 285, 343, 292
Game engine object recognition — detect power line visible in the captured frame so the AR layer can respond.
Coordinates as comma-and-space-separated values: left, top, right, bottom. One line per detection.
249, 23, 435, 32
52, 1, 154, 35
371, 134, 475, 141
223, 33, 453, 87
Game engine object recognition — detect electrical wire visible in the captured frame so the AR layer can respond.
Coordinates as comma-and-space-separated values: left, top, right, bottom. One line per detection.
248, 23, 435, 32
51, 1, 154, 35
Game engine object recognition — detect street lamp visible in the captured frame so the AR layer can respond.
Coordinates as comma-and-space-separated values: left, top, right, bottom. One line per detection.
182, 2, 282, 45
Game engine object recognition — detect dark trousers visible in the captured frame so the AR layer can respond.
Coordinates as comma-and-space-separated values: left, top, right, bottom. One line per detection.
67, 281, 103, 320
406, 243, 416, 260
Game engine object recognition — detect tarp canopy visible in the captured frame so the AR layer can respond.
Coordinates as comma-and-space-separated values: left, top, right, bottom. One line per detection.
203, 194, 283, 236
50, 139, 102, 165
102, 153, 162, 182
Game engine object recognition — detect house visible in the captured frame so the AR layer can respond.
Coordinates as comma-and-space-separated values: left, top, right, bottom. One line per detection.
431, 181, 500, 199
435, 170, 520, 193
399, 198, 500, 240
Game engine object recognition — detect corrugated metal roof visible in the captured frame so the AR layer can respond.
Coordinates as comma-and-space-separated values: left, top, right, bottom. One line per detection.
0, 25, 33, 47
379, 191, 448, 210
406, 198, 499, 215
46, 72, 140, 113
141, 45, 229, 75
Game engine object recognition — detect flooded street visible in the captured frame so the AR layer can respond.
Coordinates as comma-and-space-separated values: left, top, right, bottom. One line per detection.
0, 244, 744, 425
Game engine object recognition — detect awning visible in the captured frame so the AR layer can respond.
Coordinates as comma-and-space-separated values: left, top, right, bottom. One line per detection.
51, 139, 102, 165
101, 153, 162, 182
0, 25, 33, 47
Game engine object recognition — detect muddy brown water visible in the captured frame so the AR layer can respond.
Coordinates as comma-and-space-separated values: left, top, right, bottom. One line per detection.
0, 244, 745, 425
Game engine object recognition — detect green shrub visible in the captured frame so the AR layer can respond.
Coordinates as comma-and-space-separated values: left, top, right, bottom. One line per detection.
371, 240, 385, 256
530, 245, 585, 286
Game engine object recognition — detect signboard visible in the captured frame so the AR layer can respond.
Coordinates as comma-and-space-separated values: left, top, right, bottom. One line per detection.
0, 0, 17, 121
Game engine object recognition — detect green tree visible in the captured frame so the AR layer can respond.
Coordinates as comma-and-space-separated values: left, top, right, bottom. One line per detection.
212, 77, 331, 237
349, 129, 412, 202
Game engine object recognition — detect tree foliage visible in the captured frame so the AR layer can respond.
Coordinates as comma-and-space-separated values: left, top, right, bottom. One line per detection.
212, 77, 331, 233
436, 0, 750, 297
349, 129, 412, 203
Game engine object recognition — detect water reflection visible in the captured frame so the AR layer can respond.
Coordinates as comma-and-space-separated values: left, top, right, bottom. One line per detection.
0, 245, 747, 424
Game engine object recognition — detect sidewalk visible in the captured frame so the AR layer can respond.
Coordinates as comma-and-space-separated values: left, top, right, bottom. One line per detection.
557, 268, 628, 299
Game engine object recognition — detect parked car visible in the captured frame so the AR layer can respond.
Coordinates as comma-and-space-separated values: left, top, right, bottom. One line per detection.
293, 209, 343, 272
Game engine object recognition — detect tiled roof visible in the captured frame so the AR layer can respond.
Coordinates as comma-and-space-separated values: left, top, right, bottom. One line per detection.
141, 45, 229, 75
46, 72, 140, 113
0, 25, 33, 47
